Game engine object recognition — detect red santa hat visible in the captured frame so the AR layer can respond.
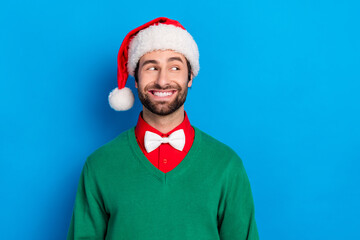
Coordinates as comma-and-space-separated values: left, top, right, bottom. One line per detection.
108, 17, 200, 111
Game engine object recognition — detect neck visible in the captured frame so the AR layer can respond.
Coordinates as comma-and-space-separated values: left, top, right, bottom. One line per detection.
142, 106, 185, 134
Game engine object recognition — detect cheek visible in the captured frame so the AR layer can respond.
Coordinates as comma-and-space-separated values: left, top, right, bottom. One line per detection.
138, 72, 156, 85
136, 75, 148, 90
137, 79, 151, 92
170, 71, 188, 82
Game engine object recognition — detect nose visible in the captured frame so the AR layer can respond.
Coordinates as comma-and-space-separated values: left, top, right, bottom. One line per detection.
155, 68, 168, 87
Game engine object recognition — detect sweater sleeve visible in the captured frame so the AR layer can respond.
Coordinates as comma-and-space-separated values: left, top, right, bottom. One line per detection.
217, 155, 259, 240
67, 160, 109, 240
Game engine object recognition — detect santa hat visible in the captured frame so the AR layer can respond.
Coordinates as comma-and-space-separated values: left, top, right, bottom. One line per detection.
108, 17, 200, 111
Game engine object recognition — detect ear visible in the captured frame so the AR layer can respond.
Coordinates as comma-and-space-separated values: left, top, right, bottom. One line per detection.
188, 73, 194, 88
135, 80, 138, 88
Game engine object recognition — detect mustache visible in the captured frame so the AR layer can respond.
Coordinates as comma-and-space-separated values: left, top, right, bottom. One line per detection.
145, 83, 181, 91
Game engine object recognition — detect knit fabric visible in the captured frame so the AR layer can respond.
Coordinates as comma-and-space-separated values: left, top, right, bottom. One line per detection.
67, 126, 259, 240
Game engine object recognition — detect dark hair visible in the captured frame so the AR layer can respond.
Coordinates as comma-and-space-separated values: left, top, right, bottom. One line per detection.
134, 58, 192, 83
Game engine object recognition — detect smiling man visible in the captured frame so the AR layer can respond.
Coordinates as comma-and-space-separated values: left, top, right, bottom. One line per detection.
67, 17, 259, 240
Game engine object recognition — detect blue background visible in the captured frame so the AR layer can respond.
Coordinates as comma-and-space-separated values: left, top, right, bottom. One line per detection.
1, 0, 359, 239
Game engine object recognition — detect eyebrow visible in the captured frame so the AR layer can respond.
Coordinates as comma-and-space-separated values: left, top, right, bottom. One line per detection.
140, 57, 184, 68
167, 57, 184, 63
141, 60, 159, 68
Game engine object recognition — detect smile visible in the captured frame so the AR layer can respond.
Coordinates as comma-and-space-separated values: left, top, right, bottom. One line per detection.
150, 90, 176, 97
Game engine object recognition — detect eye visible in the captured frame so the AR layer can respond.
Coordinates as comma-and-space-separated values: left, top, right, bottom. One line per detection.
147, 66, 157, 71
171, 66, 180, 71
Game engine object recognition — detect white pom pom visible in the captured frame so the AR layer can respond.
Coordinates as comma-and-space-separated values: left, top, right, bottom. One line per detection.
108, 87, 135, 111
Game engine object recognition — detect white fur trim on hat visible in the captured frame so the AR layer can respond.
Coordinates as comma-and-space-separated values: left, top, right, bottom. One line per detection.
108, 87, 135, 111
127, 24, 199, 77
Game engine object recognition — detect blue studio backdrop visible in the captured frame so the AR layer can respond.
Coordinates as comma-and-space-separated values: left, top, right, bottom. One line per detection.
1, 0, 359, 239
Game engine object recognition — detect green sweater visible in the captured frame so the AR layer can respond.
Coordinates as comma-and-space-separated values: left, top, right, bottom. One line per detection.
67, 126, 259, 240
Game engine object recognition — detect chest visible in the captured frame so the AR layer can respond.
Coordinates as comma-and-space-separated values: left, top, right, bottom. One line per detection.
102, 168, 223, 233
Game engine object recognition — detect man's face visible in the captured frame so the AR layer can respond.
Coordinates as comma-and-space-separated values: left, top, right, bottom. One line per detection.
135, 50, 193, 116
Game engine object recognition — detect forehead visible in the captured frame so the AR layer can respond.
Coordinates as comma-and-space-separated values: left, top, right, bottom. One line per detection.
139, 50, 186, 63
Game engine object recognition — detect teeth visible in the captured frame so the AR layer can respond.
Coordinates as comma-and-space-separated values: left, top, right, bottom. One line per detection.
153, 91, 173, 97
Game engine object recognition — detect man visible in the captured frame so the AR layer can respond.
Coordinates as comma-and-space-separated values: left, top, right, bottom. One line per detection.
67, 17, 259, 240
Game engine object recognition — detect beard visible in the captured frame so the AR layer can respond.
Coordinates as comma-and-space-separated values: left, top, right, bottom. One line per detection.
137, 82, 188, 116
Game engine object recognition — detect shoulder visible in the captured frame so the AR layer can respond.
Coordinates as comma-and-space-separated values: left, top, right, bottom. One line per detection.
193, 126, 245, 172
194, 127, 252, 189
85, 127, 135, 169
